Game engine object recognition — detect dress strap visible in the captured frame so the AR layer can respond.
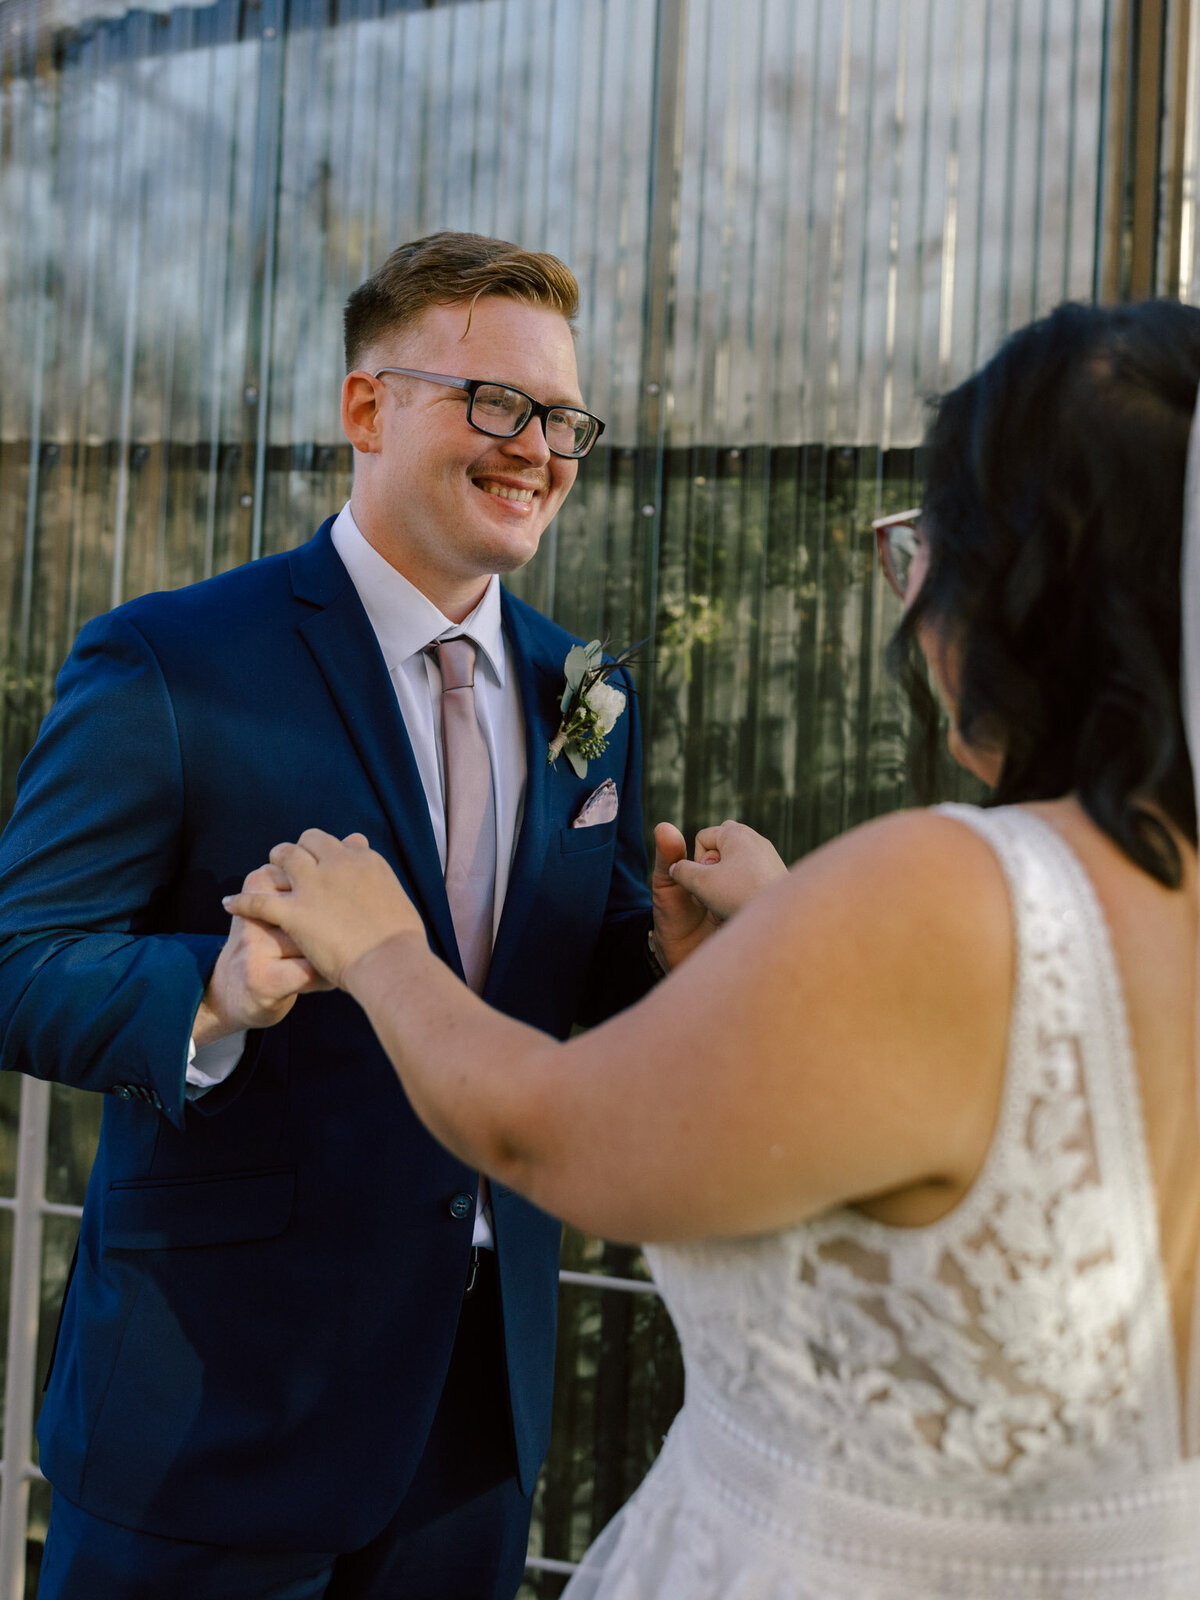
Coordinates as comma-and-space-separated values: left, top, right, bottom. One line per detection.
934, 802, 1182, 1466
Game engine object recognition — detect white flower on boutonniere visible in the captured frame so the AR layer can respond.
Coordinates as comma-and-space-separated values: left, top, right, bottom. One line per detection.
547, 639, 643, 779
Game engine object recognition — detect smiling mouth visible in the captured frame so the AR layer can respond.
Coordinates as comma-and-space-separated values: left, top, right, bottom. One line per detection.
478, 483, 537, 502
472, 475, 545, 508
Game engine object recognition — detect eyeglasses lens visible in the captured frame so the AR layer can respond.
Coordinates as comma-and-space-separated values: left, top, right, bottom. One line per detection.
468, 384, 596, 458
545, 409, 597, 458
471, 385, 530, 432
887, 523, 918, 597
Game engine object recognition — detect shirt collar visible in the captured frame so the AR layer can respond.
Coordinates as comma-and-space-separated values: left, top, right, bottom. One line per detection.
330, 503, 506, 686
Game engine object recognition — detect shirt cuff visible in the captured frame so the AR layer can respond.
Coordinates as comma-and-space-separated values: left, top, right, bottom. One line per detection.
185, 1031, 248, 1100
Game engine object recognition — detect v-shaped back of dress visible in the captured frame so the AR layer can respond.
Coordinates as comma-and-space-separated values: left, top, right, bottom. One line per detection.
565, 804, 1200, 1599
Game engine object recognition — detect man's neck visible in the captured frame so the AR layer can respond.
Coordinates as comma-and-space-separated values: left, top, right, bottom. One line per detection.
350, 504, 491, 624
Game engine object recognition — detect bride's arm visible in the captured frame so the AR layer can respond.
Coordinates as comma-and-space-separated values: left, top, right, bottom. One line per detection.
227, 812, 1013, 1243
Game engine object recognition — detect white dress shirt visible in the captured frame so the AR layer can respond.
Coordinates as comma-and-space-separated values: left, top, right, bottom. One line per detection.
189, 503, 528, 1246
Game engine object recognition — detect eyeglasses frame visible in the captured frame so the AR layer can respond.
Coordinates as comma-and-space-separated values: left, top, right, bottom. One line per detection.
871, 507, 923, 600
371, 366, 606, 459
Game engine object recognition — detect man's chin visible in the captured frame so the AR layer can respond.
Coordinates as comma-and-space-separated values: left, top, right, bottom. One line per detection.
466, 515, 548, 574
489, 544, 543, 577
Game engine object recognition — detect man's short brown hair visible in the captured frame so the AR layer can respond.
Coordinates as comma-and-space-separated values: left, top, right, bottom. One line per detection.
343, 232, 580, 371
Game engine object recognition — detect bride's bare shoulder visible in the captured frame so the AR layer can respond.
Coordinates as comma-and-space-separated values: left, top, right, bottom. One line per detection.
720, 804, 1018, 1058
779, 805, 1013, 932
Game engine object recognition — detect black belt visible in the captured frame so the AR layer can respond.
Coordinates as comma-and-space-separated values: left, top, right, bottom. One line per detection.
464, 1245, 495, 1297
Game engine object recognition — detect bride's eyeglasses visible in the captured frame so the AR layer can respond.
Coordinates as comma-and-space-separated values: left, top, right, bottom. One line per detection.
872, 508, 923, 600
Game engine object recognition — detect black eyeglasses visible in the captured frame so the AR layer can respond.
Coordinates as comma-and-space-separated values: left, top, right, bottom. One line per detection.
871, 507, 923, 599
373, 367, 606, 459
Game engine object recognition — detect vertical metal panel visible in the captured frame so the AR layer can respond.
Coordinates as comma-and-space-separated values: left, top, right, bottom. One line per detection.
632, 0, 688, 752
887, 0, 946, 439
1131, 0, 1167, 296
1164, 0, 1200, 299
196, 10, 251, 579
1184, 0, 1200, 299
0, 1, 1182, 1592
0, 1079, 48, 1600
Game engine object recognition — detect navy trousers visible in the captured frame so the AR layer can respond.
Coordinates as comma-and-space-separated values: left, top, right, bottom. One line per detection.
39, 1252, 533, 1600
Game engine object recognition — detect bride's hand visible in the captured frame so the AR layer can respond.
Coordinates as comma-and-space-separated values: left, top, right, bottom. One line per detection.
667, 821, 789, 921
223, 830, 423, 988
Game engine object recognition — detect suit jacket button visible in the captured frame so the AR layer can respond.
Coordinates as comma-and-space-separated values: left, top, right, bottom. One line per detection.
448, 1193, 474, 1220
113, 1085, 131, 1100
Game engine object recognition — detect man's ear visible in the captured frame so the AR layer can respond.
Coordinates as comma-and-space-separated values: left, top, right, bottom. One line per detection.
342, 371, 383, 455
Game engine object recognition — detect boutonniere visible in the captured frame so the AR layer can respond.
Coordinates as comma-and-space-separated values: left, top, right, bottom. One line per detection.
547, 639, 642, 779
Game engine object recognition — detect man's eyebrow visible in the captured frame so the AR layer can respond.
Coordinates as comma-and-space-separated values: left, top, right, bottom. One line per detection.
483, 378, 590, 407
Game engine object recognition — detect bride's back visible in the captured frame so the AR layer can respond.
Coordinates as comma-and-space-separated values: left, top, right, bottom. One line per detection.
616, 799, 1200, 1600
1035, 798, 1200, 1413
859, 796, 1200, 1392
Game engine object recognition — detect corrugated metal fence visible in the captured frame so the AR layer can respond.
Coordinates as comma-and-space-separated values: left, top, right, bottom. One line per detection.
1, 0, 1198, 1593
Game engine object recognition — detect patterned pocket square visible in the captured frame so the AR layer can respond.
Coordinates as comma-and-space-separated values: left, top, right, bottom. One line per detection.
571, 777, 619, 827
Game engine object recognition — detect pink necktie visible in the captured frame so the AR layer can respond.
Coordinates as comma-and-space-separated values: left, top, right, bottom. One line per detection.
433, 637, 496, 995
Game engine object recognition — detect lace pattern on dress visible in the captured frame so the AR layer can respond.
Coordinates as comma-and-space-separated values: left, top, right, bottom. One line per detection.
566, 804, 1200, 1598
646, 806, 1180, 1504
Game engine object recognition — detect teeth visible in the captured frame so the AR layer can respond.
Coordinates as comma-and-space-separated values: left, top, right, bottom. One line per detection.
479, 483, 536, 502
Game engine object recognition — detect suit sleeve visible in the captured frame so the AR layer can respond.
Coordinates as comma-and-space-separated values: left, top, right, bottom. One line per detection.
0, 611, 223, 1129
573, 666, 657, 1028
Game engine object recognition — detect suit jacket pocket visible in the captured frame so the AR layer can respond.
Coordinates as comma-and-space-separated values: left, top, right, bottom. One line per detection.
559, 817, 618, 855
104, 1168, 295, 1250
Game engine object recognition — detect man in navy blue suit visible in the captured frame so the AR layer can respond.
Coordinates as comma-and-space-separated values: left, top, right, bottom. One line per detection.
0, 233, 706, 1599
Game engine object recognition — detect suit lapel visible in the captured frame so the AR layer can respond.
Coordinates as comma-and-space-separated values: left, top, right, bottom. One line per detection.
485, 592, 563, 1001
289, 524, 461, 974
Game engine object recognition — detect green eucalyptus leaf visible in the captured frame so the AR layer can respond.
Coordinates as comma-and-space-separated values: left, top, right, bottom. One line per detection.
566, 745, 588, 780
563, 644, 590, 695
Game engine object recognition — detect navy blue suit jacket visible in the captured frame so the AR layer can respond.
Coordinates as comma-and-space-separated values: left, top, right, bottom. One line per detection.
0, 520, 653, 1549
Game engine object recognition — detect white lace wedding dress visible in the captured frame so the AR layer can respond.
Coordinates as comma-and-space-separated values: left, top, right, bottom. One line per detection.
562, 804, 1200, 1598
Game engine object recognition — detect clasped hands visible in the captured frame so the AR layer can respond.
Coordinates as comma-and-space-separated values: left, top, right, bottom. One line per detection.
206, 819, 788, 1038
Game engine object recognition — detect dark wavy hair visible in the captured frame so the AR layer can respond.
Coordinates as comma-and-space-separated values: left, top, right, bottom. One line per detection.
892, 298, 1200, 887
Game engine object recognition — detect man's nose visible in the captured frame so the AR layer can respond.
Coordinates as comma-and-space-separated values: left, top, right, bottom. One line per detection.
497, 414, 552, 467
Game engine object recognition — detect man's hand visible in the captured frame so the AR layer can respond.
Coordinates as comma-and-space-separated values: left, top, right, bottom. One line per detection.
223, 831, 425, 989
648, 822, 724, 972
193, 865, 329, 1045
668, 820, 789, 922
